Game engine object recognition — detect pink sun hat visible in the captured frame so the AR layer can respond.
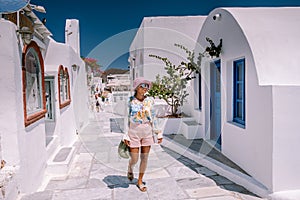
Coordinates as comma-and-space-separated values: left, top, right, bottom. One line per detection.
133, 77, 152, 90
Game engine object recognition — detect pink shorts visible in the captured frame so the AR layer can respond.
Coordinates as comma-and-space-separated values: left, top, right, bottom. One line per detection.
128, 123, 154, 148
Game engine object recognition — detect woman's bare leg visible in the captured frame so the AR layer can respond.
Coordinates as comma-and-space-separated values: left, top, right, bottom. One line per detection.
138, 146, 151, 186
128, 147, 139, 174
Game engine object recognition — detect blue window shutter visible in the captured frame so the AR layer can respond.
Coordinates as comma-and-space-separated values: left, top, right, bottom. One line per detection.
233, 59, 245, 126
199, 72, 202, 110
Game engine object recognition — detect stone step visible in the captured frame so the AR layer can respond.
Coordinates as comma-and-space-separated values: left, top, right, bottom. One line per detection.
46, 146, 77, 175
182, 120, 202, 139
46, 136, 59, 160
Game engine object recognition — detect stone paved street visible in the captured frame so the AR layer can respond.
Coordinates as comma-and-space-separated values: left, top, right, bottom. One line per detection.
19, 110, 265, 200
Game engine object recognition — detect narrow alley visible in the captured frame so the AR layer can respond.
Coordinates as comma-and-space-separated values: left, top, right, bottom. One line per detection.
19, 109, 264, 200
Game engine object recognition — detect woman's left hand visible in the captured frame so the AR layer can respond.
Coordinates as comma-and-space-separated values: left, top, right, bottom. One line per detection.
157, 138, 163, 144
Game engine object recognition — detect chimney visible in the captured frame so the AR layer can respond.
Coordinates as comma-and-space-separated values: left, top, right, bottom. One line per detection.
65, 19, 80, 55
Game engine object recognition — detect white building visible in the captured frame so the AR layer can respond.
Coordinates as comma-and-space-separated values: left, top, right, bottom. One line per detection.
0, 5, 89, 199
106, 73, 130, 92
196, 7, 300, 197
130, 7, 300, 199
129, 16, 206, 81
129, 15, 207, 137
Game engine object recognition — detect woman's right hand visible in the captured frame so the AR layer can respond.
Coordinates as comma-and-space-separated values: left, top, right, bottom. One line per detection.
124, 139, 130, 147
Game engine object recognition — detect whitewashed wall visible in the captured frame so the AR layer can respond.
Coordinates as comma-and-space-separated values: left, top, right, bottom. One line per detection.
129, 7, 300, 195
129, 16, 207, 130
0, 20, 48, 193
65, 19, 90, 133
65, 19, 80, 55
72, 61, 89, 132
19, 121, 48, 192
198, 8, 274, 191
44, 40, 77, 146
44, 38, 89, 146
0, 20, 22, 167
130, 16, 206, 82
0, 18, 89, 194
272, 86, 300, 191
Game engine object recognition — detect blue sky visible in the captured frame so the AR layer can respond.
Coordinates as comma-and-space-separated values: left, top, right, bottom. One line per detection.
31, 0, 300, 70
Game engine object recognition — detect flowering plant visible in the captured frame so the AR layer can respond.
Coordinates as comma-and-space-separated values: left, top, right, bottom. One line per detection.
148, 44, 203, 117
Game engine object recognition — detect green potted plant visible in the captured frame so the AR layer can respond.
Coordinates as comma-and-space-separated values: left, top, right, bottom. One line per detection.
148, 43, 203, 117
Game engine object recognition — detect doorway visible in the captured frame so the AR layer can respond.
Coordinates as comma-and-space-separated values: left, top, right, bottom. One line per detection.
45, 77, 56, 146
210, 60, 221, 148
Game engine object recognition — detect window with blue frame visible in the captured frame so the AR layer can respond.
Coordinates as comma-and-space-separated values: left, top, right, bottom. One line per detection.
198, 72, 202, 110
233, 59, 245, 126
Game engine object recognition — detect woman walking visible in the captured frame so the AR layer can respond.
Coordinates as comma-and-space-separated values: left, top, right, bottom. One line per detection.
123, 77, 163, 192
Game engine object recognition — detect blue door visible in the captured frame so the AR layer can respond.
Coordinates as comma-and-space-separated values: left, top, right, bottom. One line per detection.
210, 60, 221, 148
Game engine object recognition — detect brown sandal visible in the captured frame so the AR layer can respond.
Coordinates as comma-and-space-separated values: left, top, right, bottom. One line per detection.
127, 172, 134, 181
137, 183, 147, 192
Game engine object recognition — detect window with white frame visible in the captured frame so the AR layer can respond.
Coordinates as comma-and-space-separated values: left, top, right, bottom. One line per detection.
233, 58, 245, 126
22, 41, 46, 126
58, 65, 71, 109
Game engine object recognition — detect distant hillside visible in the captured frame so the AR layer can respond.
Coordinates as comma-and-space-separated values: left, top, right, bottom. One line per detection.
101, 68, 129, 82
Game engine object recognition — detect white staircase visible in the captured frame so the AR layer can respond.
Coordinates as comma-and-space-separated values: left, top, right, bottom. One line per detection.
46, 146, 77, 175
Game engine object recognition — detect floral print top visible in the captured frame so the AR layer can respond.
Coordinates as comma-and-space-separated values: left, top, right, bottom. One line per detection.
127, 96, 162, 138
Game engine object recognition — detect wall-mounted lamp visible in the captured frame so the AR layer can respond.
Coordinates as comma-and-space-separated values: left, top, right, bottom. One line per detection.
72, 64, 78, 71
17, 26, 33, 45
213, 13, 221, 21
131, 57, 136, 68
42, 18, 46, 25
